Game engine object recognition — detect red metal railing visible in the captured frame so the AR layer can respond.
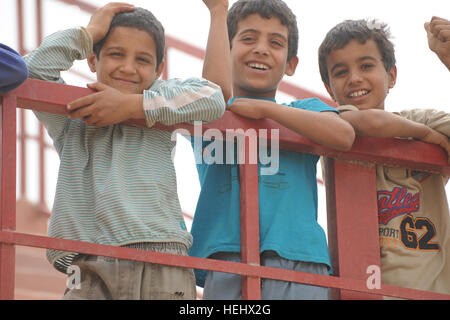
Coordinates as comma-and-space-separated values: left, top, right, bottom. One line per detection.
2, 78, 450, 300
14, 0, 335, 216
6, 0, 450, 301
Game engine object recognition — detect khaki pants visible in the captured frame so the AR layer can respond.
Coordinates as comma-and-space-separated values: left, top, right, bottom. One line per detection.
63, 242, 196, 300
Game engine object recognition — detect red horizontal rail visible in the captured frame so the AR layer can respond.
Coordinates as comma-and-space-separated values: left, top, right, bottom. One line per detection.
1, 230, 449, 300
53, 0, 98, 13
14, 79, 450, 175
16, 132, 52, 150
6, 0, 447, 301
4, 79, 450, 300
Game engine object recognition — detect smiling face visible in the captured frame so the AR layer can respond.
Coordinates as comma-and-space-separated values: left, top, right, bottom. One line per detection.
230, 13, 298, 98
324, 39, 396, 110
88, 26, 164, 94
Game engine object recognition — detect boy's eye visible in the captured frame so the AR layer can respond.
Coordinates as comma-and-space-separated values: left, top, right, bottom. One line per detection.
333, 69, 347, 77
137, 57, 151, 64
109, 52, 123, 57
271, 40, 283, 47
241, 36, 256, 42
361, 63, 374, 70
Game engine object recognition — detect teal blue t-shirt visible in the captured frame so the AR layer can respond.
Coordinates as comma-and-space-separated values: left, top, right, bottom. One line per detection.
189, 97, 337, 287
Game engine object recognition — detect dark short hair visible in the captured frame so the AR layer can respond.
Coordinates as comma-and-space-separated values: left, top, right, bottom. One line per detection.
93, 7, 165, 70
227, 0, 298, 61
318, 19, 396, 86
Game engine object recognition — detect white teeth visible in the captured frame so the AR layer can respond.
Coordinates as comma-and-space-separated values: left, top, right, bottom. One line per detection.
248, 63, 269, 70
349, 90, 369, 98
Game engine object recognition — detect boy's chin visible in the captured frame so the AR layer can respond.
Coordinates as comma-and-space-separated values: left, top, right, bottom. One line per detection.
104, 79, 151, 95
236, 84, 277, 98
354, 103, 385, 111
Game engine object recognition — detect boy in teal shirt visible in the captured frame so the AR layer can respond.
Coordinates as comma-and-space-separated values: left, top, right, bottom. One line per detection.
189, 0, 355, 300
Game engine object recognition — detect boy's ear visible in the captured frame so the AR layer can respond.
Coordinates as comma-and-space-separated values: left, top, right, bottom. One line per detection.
285, 56, 299, 76
388, 65, 397, 89
87, 52, 97, 73
155, 60, 166, 79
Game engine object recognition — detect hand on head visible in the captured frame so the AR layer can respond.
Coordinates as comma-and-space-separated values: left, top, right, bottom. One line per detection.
86, 2, 135, 44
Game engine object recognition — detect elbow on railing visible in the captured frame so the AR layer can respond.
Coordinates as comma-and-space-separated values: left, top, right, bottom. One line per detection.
328, 123, 356, 152
4, 79, 450, 171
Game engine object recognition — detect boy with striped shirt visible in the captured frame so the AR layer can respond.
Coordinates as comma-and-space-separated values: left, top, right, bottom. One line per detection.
24, 3, 226, 299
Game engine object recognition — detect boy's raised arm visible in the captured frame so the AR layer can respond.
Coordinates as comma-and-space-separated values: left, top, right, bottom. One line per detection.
24, 28, 92, 83
25, 3, 134, 83
68, 78, 226, 127
201, 0, 232, 102
23, 3, 134, 148
425, 16, 450, 71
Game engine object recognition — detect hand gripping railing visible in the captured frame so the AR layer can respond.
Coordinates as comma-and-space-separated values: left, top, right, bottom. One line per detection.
1, 79, 450, 300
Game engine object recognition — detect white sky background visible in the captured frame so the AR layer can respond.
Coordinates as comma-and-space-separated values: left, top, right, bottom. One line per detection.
2, 0, 450, 233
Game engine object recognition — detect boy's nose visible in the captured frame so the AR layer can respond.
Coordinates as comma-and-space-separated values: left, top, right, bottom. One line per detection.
348, 70, 363, 85
119, 59, 137, 74
253, 41, 269, 56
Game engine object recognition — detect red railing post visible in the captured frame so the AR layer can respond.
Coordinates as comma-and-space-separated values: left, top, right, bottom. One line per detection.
239, 135, 261, 300
18, 109, 26, 198
38, 123, 46, 211
16, 0, 25, 55
325, 158, 381, 300
0, 94, 17, 300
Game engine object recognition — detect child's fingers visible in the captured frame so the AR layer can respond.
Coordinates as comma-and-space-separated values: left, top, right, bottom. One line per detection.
429, 17, 450, 41
83, 114, 102, 127
92, 3, 134, 18
108, 2, 134, 6
87, 82, 109, 92
113, 5, 135, 14
67, 92, 98, 112
437, 29, 450, 42
432, 28, 450, 42
424, 22, 433, 42
430, 16, 450, 24
440, 141, 450, 165
87, 4, 134, 43
69, 105, 93, 120
107, 2, 135, 9
105, 2, 135, 14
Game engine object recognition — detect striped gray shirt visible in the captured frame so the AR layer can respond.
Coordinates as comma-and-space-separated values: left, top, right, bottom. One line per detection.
24, 28, 225, 273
